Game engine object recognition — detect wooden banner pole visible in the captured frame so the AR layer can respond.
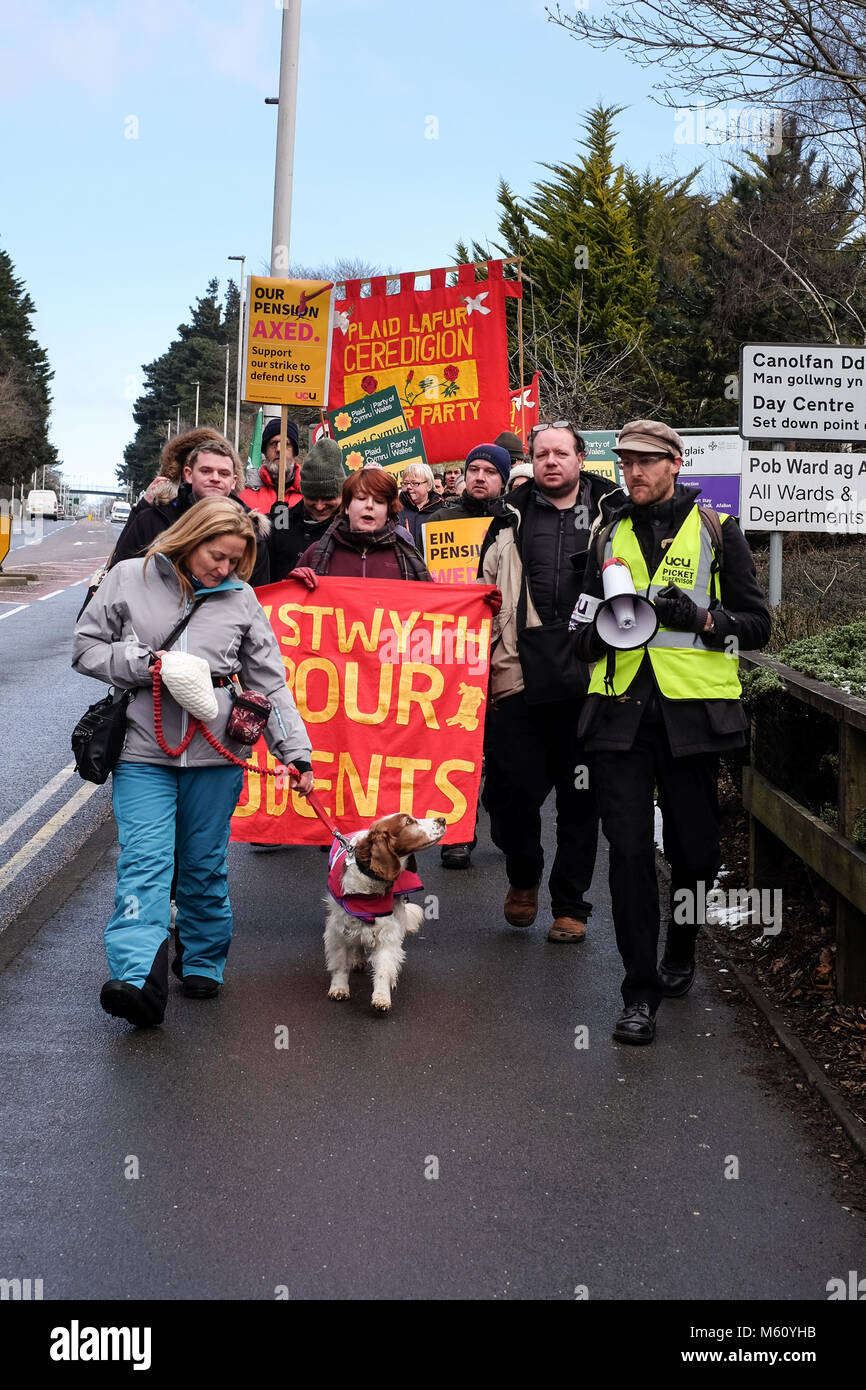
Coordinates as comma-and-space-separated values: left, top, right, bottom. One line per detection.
278, 404, 288, 501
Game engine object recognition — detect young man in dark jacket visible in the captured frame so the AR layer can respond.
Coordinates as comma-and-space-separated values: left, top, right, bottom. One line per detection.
108, 435, 270, 586
572, 419, 770, 1044
479, 422, 620, 943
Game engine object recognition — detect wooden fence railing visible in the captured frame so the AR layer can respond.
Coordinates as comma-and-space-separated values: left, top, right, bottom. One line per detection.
739, 653, 866, 1002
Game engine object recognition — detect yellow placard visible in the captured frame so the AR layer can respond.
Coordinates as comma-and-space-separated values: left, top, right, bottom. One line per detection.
243, 276, 334, 407
423, 515, 493, 585
0, 513, 10, 567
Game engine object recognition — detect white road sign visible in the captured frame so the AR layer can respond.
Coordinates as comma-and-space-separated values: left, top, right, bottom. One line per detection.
740, 343, 866, 440
678, 434, 744, 475
744, 450, 866, 532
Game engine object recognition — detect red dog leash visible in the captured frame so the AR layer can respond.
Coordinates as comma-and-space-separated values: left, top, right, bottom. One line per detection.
152, 661, 355, 847
151, 659, 296, 781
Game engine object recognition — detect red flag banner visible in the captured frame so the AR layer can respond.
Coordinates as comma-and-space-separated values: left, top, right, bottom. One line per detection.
509, 372, 541, 437
328, 261, 513, 465
230, 576, 492, 845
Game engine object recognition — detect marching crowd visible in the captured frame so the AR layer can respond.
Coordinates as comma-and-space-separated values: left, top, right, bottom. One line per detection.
73, 414, 770, 1045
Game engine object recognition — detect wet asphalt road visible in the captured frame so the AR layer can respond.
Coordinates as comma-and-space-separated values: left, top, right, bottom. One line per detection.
1, 811, 863, 1302
1, 522, 863, 1305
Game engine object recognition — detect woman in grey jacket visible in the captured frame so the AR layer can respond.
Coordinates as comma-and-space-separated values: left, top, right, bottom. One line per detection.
73, 498, 313, 1028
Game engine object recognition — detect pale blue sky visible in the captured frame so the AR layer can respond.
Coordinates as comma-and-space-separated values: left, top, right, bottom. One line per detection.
1, 0, 741, 489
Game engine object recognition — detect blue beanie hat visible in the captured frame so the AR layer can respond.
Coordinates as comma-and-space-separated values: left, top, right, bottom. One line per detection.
465, 443, 512, 487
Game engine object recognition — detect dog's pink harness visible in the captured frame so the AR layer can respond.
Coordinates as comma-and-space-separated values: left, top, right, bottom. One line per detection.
327, 840, 424, 922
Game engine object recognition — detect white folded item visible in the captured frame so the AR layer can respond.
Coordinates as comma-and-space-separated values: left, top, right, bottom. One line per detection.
159, 651, 219, 721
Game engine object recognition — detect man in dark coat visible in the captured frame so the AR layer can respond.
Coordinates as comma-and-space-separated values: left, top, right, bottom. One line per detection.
479, 423, 621, 943
109, 435, 270, 586
267, 438, 346, 581
572, 419, 770, 1044
427, 442, 512, 869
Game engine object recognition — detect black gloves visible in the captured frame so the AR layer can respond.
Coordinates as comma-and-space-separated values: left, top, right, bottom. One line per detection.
653, 584, 708, 634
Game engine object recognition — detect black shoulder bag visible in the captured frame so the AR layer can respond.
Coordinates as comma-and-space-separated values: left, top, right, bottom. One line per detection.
515, 568, 589, 706
71, 606, 199, 784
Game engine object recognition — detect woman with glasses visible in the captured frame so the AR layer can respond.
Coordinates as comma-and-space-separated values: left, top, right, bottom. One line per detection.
397, 462, 441, 547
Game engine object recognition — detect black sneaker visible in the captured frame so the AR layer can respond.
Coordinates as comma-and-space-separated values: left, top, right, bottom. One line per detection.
100, 979, 163, 1028
441, 843, 472, 869
612, 1002, 656, 1045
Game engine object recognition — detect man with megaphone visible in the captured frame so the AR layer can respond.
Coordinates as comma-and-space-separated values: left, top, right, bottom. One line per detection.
571, 420, 770, 1045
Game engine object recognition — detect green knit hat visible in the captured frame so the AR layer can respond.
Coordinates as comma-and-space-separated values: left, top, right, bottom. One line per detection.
301, 438, 347, 499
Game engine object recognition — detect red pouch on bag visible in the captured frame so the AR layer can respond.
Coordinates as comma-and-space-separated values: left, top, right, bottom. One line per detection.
226, 691, 272, 745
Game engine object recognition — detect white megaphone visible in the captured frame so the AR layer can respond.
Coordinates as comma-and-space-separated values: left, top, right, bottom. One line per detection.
593, 558, 659, 650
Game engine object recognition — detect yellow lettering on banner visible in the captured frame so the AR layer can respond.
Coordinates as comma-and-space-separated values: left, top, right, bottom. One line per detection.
396, 664, 444, 727
294, 658, 340, 721
385, 757, 433, 812
303, 606, 335, 650
290, 751, 334, 819
421, 611, 453, 657
428, 759, 474, 824
337, 753, 383, 817
335, 606, 384, 652
344, 662, 393, 724
388, 609, 421, 654
233, 754, 262, 816
277, 604, 303, 646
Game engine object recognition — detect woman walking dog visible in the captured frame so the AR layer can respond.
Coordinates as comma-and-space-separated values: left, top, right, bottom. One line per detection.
73, 498, 313, 1028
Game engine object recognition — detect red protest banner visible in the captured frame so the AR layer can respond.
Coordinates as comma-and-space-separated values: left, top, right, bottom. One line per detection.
509, 371, 541, 438
328, 260, 517, 466
230, 576, 492, 845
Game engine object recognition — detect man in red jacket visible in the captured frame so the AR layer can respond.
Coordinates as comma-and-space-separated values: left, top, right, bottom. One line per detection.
238, 417, 303, 512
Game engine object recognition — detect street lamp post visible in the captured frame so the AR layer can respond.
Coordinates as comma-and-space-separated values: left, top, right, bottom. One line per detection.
228, 255, 246, 451
223, 343, 230, 435
194, 380, 201, 428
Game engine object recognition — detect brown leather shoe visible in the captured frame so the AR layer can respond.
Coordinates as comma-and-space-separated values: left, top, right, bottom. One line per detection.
547, 917, 587, 943
503, 884, 539, 927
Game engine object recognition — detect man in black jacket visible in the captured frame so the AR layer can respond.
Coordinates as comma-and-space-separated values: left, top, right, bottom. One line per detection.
109, 436, 270, 586
267, 437, 346, 580
572, 419, 770, 1044
428, 442, 512, 869
479, 422, 620, 942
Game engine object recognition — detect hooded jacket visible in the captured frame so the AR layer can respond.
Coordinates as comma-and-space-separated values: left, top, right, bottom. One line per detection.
572, 482, 771, 755
108, 483, 271, 587
72, 554, 312, 771
478, 471, 620, 702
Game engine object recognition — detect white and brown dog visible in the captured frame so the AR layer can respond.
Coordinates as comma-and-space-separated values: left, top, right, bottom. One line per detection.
324, 813, 447, 1012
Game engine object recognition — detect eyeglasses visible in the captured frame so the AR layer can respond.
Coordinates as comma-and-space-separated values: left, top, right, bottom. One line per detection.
619, 453, 673, 468
529, 420, 585, 455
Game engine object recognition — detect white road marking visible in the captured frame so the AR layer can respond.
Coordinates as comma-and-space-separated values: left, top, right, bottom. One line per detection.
0, 781, 103, 896
37, 590, 66, 601
0, 604, 28, 621
0, 763, 78, 848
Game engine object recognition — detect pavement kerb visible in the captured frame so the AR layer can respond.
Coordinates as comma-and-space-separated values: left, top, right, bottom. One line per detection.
703, 921, 866, 1162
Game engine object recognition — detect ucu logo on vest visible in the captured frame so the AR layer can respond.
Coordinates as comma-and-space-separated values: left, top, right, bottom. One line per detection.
664, 555, 692, 568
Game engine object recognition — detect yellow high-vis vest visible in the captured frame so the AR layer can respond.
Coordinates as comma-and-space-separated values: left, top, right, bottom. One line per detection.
587, 507, 741, 700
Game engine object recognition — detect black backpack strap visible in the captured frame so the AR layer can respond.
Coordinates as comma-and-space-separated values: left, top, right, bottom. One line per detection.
697, 505, 724, 600
159, 603, 199, 652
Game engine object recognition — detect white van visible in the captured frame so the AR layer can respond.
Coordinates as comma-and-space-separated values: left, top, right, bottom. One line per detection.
110, 500, 132, 523
27, 489, 59, 520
